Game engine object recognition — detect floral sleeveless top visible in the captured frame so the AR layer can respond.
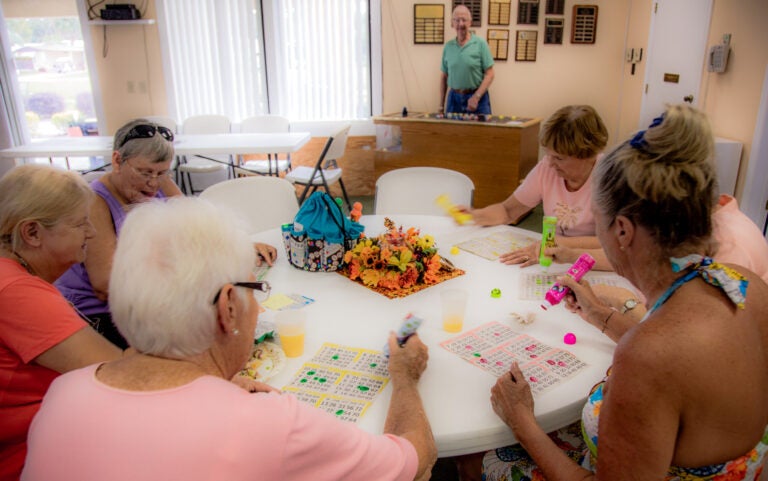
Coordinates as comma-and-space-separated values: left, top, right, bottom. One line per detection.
581, 255, 767, 480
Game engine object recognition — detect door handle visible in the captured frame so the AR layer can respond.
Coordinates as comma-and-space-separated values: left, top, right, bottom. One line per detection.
683, 95, 694, 103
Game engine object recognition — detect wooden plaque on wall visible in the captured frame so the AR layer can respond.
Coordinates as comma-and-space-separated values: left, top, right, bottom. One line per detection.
488, 0, 511, 25
487, 29, 510, 60
571, 5, 598, 44
515, 30, 538, 61
414, 4, 444, 44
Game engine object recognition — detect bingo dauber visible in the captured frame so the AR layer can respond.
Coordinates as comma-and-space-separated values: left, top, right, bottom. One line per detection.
383, 313, 424, 357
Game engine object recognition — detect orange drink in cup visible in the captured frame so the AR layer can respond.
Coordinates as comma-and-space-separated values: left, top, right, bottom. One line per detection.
441, 289, 468, 333
276, 310, 306, 357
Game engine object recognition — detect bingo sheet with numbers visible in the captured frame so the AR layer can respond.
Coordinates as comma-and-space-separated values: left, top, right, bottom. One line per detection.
441, 321, 587, 395
283, 343, 390, 423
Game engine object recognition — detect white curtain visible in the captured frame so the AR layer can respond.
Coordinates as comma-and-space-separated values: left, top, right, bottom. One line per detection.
157, 0, 268, 123
157, 0, 371, 123
268, 0, 371, 121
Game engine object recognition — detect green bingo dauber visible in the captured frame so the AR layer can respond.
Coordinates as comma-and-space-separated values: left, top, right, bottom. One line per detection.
539, 216, 557, 268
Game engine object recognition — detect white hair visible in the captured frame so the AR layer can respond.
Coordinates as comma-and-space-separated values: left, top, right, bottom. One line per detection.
109, 197, 255, 357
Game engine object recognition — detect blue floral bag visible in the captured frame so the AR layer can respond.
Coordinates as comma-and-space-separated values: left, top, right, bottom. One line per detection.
282, 192, 364, 272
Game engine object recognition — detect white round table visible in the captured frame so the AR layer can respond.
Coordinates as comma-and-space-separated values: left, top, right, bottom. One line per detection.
253, 214, 617, 457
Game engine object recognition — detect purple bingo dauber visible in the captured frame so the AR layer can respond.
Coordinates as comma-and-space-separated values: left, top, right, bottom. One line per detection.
383, 313, 424, 357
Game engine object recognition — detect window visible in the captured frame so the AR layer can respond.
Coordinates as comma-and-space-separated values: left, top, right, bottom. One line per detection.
157, 0, 375, 123
2, 5, 99, 139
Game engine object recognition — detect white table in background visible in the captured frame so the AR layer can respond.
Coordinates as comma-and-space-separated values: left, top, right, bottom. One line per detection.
253, 215, 619, 457
0, 132, 311, 164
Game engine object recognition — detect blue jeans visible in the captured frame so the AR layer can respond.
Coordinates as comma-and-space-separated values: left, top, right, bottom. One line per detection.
446, 90, 491, 114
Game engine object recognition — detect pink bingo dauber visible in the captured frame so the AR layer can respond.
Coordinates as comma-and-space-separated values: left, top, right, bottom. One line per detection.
541, 253, 596, 310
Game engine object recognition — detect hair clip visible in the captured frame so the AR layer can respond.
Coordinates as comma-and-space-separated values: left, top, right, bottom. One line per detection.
630, 114, 665, 149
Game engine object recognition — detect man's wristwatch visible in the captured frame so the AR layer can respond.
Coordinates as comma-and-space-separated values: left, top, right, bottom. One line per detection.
620, 298, 638, 314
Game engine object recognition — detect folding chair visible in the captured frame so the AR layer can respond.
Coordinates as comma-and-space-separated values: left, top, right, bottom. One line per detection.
285, 125, 352, 211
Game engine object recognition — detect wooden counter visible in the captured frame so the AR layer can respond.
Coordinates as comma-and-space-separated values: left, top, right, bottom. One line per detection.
373, 112, 540, 208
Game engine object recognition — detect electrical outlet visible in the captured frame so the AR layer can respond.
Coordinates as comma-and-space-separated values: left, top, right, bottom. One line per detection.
127, 81, 135, 93
138, 81, 147, 94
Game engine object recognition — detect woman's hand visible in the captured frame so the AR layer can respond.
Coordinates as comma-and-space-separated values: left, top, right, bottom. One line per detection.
498, 241, 539, 267
254, 242, 277, 266
491, 362, 535, 432
387, 332, 428, 384
559, 276, 611, 330
543, 245, 580, 265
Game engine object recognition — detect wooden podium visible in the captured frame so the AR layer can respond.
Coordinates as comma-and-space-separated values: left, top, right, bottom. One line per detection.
373, 113, 540, 208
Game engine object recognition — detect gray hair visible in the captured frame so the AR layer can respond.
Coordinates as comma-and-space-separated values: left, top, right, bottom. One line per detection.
109, 197, 255, 358
593, 104, 717, 255
113, 118, 175, 164
0, 164, 93, 252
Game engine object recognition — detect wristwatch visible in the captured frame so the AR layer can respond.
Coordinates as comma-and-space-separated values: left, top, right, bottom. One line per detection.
620, 298, 638, 314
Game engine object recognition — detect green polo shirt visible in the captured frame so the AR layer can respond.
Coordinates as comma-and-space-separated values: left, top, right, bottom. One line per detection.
441, 34, 494, 90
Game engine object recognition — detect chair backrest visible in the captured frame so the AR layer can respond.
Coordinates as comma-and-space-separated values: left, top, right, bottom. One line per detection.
182, 115, 230, 134
239, 115, 290, 134
321, 125, 351, 167
199, 176, 299, 234
144, 116, 178, 133
374, 167, 475, 215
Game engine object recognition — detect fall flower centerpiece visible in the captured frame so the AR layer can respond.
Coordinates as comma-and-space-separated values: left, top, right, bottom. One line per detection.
342, 218, 464, 298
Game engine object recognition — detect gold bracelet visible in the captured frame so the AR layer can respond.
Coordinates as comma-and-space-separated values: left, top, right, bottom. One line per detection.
601, 310, 615, 333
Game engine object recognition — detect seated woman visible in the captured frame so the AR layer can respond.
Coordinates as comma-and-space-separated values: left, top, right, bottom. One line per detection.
462, 105, 608, 267
23, 197, 437, 481
543, 192, 768, 277
0, 165, 123, 480
483, 105, 768, 480
55, 119, 277, 348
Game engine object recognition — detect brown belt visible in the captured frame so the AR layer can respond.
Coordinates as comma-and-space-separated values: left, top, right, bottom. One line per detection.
452, 88, 477, 94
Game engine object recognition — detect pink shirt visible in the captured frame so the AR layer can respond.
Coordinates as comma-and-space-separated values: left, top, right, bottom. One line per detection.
713, 194, 768, 283
22, 364, 418, 481
513, 158, 596, 237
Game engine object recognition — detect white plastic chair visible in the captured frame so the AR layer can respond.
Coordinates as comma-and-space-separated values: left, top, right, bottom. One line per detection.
374, 167, 475, 215
178, 115, 232, 194
285, 125, 352, 211
199, 176, 299, 234
236, 115, 292, 177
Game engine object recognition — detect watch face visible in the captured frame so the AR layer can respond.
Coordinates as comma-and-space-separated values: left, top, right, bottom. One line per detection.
624, 299, 638, 310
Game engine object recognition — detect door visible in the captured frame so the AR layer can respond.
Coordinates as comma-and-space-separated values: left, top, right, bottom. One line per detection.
639, 0, 713, 128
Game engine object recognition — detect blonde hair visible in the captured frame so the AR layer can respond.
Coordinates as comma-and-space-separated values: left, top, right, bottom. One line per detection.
0, 165, 93, 252
539, 105, 608, 159
594, 104, 717, 254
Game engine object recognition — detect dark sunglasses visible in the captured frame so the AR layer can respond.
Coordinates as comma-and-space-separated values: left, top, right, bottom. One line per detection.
212, 281, 271, 305
118, 124, 174, 148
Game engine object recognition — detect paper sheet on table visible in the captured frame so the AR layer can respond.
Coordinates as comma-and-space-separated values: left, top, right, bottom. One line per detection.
458, 231, 538, 260
261, 293, 314, 311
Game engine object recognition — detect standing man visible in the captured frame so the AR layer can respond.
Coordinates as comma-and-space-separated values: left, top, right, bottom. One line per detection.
440, 5, 495, 115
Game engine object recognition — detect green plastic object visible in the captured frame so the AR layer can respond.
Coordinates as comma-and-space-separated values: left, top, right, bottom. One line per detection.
490, 288, 502, 298
335, 197, 343, 207
539, 216, 557, 267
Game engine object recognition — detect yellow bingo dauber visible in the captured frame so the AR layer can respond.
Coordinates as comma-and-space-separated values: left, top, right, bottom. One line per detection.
435, 194, 473, 225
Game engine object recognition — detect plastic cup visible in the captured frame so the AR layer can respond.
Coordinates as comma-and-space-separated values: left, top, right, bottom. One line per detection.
275, 310, 306, 357
441, 289, 468, 333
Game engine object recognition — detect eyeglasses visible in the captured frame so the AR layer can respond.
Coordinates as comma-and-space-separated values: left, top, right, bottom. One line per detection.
118, 124, 174, 149
125, 160, 170, 182
212, 281, 271, 305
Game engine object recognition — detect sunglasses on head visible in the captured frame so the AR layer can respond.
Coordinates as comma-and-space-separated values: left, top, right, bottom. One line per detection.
118, 124, 174, 148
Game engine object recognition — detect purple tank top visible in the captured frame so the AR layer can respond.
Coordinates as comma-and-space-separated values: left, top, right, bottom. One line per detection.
55, 179, 165, 316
